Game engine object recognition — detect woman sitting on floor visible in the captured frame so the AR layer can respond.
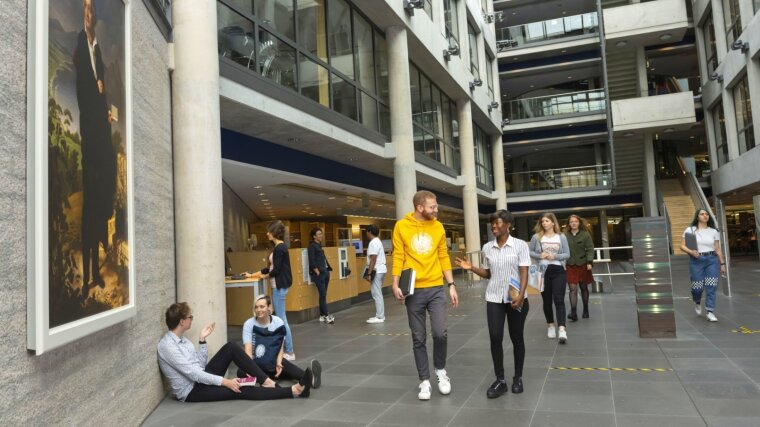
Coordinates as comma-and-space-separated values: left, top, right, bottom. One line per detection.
241, 295, 322, 388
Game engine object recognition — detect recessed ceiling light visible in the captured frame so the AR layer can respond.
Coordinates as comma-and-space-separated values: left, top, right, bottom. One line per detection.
659, 33, 672, 41
328, 196, 335, 200
663, 128, 674, 133
254, 185, 262, 189
615, 41, 627, 47
261, 199, 269, 202
567, 76, 573, 79
258, 193, 265, 196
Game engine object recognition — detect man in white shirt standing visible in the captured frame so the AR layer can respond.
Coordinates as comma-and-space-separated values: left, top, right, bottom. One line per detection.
364, 225, 387, 323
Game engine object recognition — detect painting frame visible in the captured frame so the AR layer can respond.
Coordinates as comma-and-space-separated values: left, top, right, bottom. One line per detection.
27, 0, 135, 355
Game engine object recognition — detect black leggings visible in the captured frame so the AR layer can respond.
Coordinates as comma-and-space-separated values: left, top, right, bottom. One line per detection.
541, 265, 567, 327
237, 359, 305, 381
185, 342, 293, 402
487, 299, 529, 380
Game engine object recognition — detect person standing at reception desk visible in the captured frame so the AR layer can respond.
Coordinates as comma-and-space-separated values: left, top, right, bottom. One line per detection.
309, 228, 335, 324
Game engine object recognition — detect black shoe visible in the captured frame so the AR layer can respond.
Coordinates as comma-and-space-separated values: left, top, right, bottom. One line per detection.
511, 377, 523, 394
582, 310, 589, 319
568, 310, 578, 322
486, 379, 509, 398
311, 360, 322, 389
298, 368, 312, 398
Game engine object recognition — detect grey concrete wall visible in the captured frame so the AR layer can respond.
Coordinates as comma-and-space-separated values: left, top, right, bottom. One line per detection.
223, 180, 256, 251
0, 1, 174, 424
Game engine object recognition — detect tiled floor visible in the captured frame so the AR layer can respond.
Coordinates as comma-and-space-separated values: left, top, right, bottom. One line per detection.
143, 256, 760, 427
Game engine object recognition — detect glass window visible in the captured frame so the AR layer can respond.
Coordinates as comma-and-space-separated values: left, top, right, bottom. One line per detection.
468, 23, 479, 79
359, 91, 378, 131
258, 29, 297, 91
331, 72, 357, 120
300, 55, 329, 107
443, 0, 459, 49
296, 0, 327, 61
723, 0, 742, 46
410, 66, 421, 121
218, 3, 257, 71
485, 53, 494, 101
353, 13, 375, 93
328, 0, 354, 79
375, 31, 389, 103
704, 14, 717, 74
431, 85, 442, 137
422, 0, 432, 19
379, 103, 391, 139
733, 76, 755, 154
253, 0, 294, 39
713, 101, 728, 167
420, 74, 432, 130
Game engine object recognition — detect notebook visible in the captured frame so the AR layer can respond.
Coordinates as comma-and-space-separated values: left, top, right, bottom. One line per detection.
684, 231, 698, 251
399, 268, 416, 297
238, 376, 257, 387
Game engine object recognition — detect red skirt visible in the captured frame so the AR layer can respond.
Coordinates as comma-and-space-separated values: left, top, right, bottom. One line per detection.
566, 264, 594, 284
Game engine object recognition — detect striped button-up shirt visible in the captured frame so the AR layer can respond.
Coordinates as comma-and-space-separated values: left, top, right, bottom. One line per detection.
157, 331, 222, 401
482, 235, 531, 304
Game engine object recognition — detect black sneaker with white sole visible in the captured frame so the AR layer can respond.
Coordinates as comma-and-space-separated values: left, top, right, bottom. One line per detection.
311, 360, 322, 389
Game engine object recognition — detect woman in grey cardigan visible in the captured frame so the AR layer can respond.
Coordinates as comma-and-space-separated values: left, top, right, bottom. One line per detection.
529, 213, 570, 344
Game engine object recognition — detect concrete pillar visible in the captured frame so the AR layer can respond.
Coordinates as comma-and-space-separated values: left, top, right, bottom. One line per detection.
643, 134, 658, 216
387, 27, 417, 218
457, 99, 481, 264
172, 1, 227, 349
491, 134, 507, 209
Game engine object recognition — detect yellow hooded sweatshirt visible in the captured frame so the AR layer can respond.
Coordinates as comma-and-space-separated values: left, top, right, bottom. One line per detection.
392, 212, 452, 288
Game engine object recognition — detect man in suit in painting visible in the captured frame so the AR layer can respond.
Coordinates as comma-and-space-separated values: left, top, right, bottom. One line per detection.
73, 0, 117, 295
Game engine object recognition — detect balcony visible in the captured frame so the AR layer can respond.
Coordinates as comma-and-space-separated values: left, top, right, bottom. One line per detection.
611, 92, 696, 133
503, 89, 606, 123
506, 164, 612, 195
496, 12, 598, 52
603, 0, 687, 48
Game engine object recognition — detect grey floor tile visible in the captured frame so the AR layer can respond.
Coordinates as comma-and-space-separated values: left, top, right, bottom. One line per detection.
449, 407, 532, 426
334, 386, 406, 404
308, 401, 389, 424
611, 381, 699, 417
615, 413, 707, 427
529, 411, 616, 427
142, 411, 234, 427
704, 416, 760, 427
372, 402, 460, 426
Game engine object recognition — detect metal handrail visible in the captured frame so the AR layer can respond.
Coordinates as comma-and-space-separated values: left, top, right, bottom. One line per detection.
496, 12, 599, 50
503, 89, 606, 121
506, 164, 611, 193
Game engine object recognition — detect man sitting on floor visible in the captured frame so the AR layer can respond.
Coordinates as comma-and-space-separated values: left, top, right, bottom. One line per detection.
157, 302, 312, 402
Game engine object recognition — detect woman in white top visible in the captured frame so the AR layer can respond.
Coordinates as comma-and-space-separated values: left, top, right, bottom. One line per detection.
679, 209, 726, 322
529, 213, 570, 344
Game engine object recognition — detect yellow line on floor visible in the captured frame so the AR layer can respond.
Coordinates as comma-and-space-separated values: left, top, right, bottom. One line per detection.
551, 366, 672, 372
731, 326, 760, 334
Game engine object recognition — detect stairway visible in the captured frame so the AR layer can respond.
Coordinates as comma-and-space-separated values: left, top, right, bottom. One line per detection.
605, 49, 639, 101
659, 179, 696, 256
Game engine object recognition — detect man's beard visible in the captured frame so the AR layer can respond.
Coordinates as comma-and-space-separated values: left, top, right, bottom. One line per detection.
421, 211, 437, 221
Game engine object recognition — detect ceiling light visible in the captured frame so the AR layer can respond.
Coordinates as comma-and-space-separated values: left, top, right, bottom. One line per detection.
328, 196, 335, 200
567, 76, 573, 79
254, 185, 262, 189
261, 199, 269, 202
623, 132, 635, 137
659, 33, 672, 41
258, 193, 265, 196
663, 128, 674, 133
615, 41, 627, 47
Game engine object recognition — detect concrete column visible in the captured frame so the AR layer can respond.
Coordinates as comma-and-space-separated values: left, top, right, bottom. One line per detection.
172, 1, 227, 349
387, 27, 417, 218
643, 134, 658, 216
491, 134, 507, 209
457, 99, 481, 263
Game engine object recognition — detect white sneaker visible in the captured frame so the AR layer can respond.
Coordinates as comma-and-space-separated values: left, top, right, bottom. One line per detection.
706, 312, 718, 322
547, 325, 556, 339
327, 314, 335, 324
282, 352, 296, 361
418, 380, 432, 400
435, 369, 451, 395
319, 315, 327, 322
366, 317, 385, 324
558, 329, 567, 344
695, 304, 702, 316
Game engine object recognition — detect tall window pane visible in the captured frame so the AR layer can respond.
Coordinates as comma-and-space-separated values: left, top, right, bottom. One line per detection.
713, 101, 728, 167
379, 103, 391, 139
296, 0, 327, 61
468, 23, 479, 79
704, 15, 717, 74
375, 31, 389, 103
331, 72, 357, 120
723, 0, 742, 46
734, 76, 755, 154
258, 29, 297, 91
253, 0, 294, 39
410, 65, 421, 122
359, 91, 378, 131
218, 3, 256, 71
420, 74, 432, 130
444, 0, 459, 49
328, 0, 354, 78
422, 0, 432, 19
431, 85, 442, 137
485, 53, 494, 101
300, 55, 329, 106
353, 13, 375, 93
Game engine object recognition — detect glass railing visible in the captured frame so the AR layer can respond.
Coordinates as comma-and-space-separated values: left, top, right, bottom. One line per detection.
506, 164, 611, 194
496, 12, 598, 51
503, 89, 606, 121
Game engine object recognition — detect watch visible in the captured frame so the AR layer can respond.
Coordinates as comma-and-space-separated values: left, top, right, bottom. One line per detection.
199, 340, 207, 344
447, 282, 456, 288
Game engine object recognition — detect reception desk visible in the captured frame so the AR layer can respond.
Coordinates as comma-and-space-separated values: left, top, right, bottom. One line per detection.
224, 277, 267, 326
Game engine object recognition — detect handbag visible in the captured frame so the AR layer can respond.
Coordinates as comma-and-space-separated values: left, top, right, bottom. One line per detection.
527, 263, 544, 292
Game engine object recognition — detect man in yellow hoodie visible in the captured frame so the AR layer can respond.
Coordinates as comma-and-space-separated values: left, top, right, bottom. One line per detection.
392, 190, 459, 401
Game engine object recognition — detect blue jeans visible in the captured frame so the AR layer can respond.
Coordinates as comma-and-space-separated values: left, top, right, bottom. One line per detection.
272, 287, 294, 353
312, 271, 330, 316
370, 272, 386, 319
689, 254, 720, 312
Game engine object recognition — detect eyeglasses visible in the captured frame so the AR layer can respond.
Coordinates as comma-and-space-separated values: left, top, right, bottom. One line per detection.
184, 315, 194, 320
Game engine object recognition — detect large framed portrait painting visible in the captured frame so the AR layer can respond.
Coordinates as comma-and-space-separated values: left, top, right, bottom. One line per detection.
27, 0, 134, 354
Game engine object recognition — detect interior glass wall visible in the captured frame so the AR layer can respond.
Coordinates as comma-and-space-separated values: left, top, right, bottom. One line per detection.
218, 0, 390, 138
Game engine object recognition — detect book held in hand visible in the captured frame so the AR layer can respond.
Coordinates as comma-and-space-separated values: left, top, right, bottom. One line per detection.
362, 266, 376, 282
399, 268, 416, 297
238, 376, 257, 387
684, 232, 698, 251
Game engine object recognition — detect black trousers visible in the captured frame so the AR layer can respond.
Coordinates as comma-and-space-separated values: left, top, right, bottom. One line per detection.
541, 265, 567, 327
487, 299, 529, 380
185, 342, 293, 402
237, 359, 305, 381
